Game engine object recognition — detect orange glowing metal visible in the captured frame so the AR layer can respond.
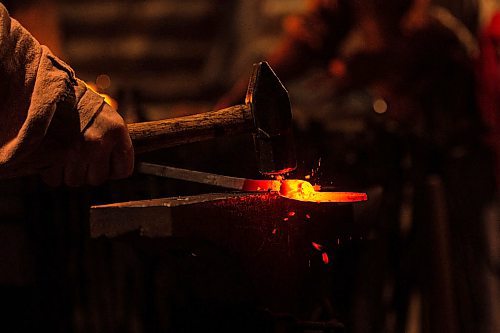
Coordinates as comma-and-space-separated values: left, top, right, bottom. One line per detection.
235, 176, 367, 203
242, 179, 281, 192
280, 179, 315, 198
279, 179, 367, 203
137, 164, 366, 203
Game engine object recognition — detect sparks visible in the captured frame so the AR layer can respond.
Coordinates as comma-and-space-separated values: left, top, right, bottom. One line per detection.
306, 214, 311, 219
322, 252, 329, 264
312, 242, 324, 251
288, 211, 296, 217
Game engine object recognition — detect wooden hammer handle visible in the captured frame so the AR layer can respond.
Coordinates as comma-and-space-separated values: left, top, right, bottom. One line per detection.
128, 104, 253, 154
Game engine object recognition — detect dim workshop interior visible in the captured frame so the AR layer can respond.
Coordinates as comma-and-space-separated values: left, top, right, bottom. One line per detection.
0, 0, 499, 332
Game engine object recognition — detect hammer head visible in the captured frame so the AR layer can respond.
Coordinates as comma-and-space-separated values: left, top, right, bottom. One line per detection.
246, 62, 297, 175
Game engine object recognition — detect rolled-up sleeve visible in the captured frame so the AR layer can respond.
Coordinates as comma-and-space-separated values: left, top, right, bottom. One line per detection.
0, 3, 104, 177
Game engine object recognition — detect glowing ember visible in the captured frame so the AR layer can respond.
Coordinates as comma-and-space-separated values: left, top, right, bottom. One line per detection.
283, 217, 289, 222
306, 214, 311, 219
279, 179, 367, 203
272, 228, 277, 235
322, 253, 330, 264
288, 211, 296, 217
312, 242, 324, 251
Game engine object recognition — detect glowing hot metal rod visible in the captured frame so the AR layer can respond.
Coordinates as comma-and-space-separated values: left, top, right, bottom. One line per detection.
138, 163, 367, 203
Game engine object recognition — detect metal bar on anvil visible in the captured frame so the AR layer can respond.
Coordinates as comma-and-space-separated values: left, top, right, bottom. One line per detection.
90, 192, 253, 238
89, 192, 359, 253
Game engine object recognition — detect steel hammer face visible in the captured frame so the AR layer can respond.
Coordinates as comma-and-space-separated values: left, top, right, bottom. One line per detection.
246, 62, 297, 175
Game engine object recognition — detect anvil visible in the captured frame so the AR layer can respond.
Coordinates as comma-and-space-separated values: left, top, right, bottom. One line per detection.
90, 191, 365, 320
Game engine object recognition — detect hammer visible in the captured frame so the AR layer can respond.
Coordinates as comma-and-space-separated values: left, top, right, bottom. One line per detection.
127, 62, 296, 175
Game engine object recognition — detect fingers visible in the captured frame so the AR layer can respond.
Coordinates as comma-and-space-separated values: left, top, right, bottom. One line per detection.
64, 146, 87, 187
86, 149, 111, 186
63, 131, 132, 187
109, 139, 134, 180
59, 141, 112, 187
39, 103, 134, 187
81, 103, 134, 185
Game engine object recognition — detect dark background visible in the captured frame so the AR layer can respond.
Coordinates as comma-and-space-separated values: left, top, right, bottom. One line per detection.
0, 1, 498, 332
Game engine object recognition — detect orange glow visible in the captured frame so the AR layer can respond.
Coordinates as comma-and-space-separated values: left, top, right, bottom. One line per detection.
86, 82, 118, 109
242, 179, 281, 192
279, 179, 367, 203
322, 253, 330, 264
240, 178, 367, 203
329, 59, 346, 78
280, 180, 316, 199
312, 242, 324, 251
